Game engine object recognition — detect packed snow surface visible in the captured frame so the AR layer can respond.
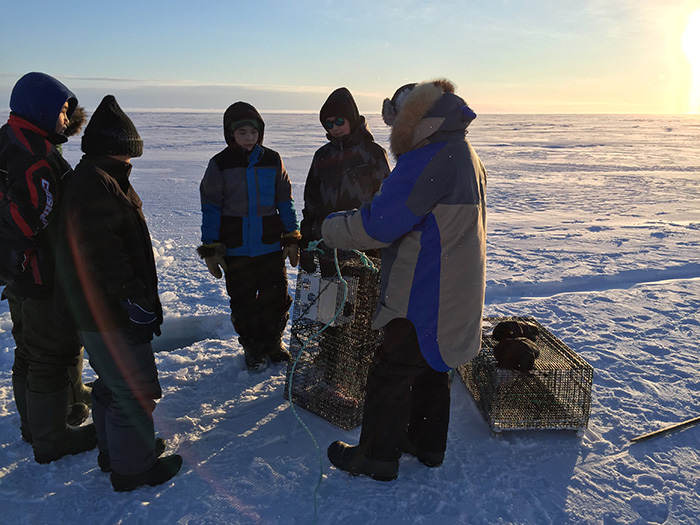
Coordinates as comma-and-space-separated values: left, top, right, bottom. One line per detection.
1, 112, 699, 524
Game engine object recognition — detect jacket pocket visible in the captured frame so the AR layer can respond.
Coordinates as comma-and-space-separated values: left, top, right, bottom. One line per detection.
220, 216, 243, 249
261, 215, 283, 245
257, 168, 276, 208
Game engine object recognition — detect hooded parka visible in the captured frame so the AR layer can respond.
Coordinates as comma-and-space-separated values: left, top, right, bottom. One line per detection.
322, 79, 487, 372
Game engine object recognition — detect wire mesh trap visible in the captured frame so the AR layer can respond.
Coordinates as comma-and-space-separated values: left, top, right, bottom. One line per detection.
284, 251, 382, 430
457, 316, 593, 433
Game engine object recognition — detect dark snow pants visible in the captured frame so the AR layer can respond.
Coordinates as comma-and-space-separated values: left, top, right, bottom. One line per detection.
80, 329, 162, 476
359, 318, 451, 462
224, 250, 292, 346
6, 291, 82, 393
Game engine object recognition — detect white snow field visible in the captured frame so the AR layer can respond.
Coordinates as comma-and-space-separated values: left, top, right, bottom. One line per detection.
1, 111, 699, 524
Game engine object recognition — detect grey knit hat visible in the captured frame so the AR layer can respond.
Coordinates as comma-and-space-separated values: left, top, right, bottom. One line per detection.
81, 95, 143, 158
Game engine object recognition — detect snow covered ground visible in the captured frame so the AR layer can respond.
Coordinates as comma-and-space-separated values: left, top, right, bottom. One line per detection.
1, 111, 699, 524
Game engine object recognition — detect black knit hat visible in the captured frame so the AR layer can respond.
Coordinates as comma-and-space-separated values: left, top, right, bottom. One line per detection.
320, 87, 361, 132
81, 95, 143, 158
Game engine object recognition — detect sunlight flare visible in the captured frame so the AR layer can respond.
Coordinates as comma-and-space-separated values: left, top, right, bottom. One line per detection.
682, 9, 700, 113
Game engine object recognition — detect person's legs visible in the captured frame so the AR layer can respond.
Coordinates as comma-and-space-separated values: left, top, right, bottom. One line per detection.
404, 368, 450, 467
80, 329, 181, 490
20, 295, 81, 394
328, 318, 428, 480
254, 251, 292, 362
7, 292, 31, 442
358, 318, 423, 461
224, 256, 267, 369
81, 329, 160, 475
14, 294, 95, 463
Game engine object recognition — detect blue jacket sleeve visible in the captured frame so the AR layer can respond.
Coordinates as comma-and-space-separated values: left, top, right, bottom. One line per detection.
199, 159, 224, 243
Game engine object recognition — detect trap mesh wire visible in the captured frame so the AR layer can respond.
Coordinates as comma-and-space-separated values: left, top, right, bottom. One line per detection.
284, 251, 382, 430
457, 316, 593, 433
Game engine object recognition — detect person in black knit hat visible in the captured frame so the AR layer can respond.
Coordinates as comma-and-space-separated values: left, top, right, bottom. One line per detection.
55, 95, 182, 491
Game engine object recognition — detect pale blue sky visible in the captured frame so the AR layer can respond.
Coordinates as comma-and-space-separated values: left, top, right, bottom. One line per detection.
1, 0, 699, 114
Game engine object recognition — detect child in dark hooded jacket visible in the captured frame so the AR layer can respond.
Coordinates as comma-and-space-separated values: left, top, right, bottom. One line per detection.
198, 102, 300, 371
297, 88, 391, 395
299, 87, 390, 272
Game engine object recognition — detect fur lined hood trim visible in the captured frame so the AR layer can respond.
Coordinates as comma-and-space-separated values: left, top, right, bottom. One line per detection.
389, 78, 469, 158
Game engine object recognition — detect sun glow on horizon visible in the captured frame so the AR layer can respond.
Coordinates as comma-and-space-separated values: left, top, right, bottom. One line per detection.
682, 9, 700, 113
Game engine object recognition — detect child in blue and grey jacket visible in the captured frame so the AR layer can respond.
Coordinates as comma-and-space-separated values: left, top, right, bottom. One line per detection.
198, 102, 300, 371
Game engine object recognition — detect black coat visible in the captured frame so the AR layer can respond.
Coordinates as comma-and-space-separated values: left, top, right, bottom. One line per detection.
0, 116, 73, 296
56, 155, 162, 331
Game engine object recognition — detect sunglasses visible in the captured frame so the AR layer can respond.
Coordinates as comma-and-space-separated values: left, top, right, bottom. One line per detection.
323, 117, 346, 130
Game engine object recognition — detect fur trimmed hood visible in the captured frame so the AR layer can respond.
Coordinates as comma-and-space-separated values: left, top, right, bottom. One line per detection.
388, 78, 475, 158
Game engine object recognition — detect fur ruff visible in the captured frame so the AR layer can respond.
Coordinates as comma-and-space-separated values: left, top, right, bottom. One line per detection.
389, 79, 455, 158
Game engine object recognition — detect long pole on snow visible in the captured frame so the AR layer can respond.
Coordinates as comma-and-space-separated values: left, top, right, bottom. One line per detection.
630, 415, 700, 443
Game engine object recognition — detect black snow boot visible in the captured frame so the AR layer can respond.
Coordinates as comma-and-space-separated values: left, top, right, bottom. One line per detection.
26, 384, 97, 464
264, 339, 291, 363
241, 338, 267, 371
11, 374, 32, 443
402, 438, 444, 468
327, 441, 398, 481
98, 437, 167, 473
262, 313, 291, 363
66, 403, 90, 427
110, 454, 183, 492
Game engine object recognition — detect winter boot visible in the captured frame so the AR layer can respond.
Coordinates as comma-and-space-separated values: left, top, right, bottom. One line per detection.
264, 339, 291, 363
67, 349, 93, 426
241, 338, 267, 371
110, 454, 183, 492
98, 437, 167, 473
26, 384, 97, 464
68, 348, 93, 406
11, 374, 32, 443
262, 313, 291, 364
402, 438, 444, 468
327, 441, 398, 481
66, 402, 90, 427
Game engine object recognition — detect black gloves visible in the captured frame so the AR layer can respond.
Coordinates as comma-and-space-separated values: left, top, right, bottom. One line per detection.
120, 297, 162, 343
493, 338, 540, 372
197, 242, 226, 279
492, 320, 539, 342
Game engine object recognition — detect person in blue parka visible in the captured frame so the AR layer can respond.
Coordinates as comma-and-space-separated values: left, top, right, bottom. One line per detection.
323, 79, 488, 481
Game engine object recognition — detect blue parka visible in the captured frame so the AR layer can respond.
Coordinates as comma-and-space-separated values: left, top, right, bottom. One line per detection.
200, 103, 298, 257
322, 80, 487, 372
